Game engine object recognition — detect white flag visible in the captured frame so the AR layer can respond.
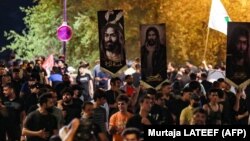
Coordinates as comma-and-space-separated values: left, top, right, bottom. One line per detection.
208, 0, 231, 35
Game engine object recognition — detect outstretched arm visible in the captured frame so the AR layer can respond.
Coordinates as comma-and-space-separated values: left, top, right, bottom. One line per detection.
60, 118, 80, 141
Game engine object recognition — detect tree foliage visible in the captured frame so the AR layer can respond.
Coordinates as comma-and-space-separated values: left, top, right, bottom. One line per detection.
3, 0, 250, 67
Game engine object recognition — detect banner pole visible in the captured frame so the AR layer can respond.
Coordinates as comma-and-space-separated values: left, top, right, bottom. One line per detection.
203, 27, 210, 61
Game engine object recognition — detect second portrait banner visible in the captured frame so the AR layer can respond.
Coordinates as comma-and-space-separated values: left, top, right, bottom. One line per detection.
140, 24, 167, 88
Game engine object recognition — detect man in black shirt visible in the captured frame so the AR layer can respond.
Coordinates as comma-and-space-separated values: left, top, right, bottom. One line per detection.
22, 93, 57, 141
2, 83, 25, 141
126, 96, 157, 132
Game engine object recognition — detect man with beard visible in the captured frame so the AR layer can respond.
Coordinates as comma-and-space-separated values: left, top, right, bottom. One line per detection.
58, 88, 82, 125
101, 23, 126, 65
2, 83, 25, 141
227, 26, 250, 85
22, 93, 57, 141
141, 26, 166, 83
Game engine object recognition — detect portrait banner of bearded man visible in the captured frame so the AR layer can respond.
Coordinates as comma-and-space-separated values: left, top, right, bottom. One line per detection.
98, 10, 127, 76
226, 22, 250, 89
140, 24, 168, 89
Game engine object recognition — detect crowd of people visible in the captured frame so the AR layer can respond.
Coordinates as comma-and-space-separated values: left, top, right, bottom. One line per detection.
0, 55, 249, 141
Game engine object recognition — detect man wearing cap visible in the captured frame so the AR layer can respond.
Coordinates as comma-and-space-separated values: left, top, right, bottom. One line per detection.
179, 93, 201, 125
20, 75, 38, 99
25, 83, 42, 114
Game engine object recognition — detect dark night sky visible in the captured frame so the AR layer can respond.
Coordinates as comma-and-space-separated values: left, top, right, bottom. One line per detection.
0, 0, 35, 59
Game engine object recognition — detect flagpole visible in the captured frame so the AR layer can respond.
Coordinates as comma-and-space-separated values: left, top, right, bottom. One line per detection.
203, 27, 210, 61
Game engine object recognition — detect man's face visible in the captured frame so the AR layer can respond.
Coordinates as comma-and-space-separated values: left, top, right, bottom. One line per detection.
58, 60, 64, 68
118, 101, 127, 112
236, 36, 248, 55
104, 27, 118, 51
183, 92, 191, 101
62, 93, 72, 103
12, 72, 20, 79
0, 68, 6, 76
36, 60, 43, 67
147, 30, 157, 46
140, 98, 152, 112
30, 86, 39, 94
192, 112, 206, 125
28, 80, 36, 86
100, 97, 107, 105
51, 92, 58, 105
84, 104, 94, 117
161, 85, 172, 95
147, 94, 155, 105
155, 97, 164, 107
2, 76, 11, 84
123, 134, 139, 141
114, 80, 121, 90
46, 98, 54, 109
126, 76, 133, 85
3, 87, 12, 97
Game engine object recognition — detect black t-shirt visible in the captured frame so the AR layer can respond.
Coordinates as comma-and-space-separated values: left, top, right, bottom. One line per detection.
164, 95, 177, 114
24, 93, 39, 113
24, 110, 57, 141
105, 90, 120, 117
171, 99, 189, 125
126, 114, 157, 131
74, 118, 102, 141
126, 114, 157, 140
76, 73, 92, 101
150, 104, 174, 125
62, 101, 82, 125
3, 98, 24, 126
54, 82, 71, 100
11, 78, 25, 98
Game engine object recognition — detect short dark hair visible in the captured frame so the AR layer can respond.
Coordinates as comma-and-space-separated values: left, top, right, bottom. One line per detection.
161, 81, 171, 89
29, 83, 42, 89
124, 75, 132, 80
2, 83, 14, 89
217, 78, 225, 82
116, 94, 129, 103
146, 88, 157, 95
61, 87, 73, 96
122, 127, 140, 139
193, 107, 207, 116
181, 87, 192, 96
110, 77, 121, 85
201, 72, 208, 78
189, 81, 201, 91
38, 93, 52, 105
82, 101, 94, 110
93, 89, 106, 101
189, 73, 197, 80
139, 95, 151, 104
155, 93, 163, 100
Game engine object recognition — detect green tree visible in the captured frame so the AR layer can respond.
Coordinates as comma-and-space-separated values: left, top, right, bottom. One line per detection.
3, 0, 250, 68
